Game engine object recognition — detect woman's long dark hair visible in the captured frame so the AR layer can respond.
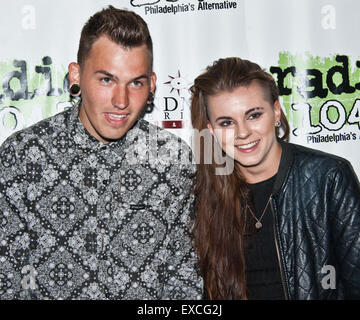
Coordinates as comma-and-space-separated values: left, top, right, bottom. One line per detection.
190, 57, 289, 299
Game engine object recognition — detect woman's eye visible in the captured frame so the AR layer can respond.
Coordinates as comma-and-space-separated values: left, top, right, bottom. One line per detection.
219, 120, 232, 127
249, 112, 262, 120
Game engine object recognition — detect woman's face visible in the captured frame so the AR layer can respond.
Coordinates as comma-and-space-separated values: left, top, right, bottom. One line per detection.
206, 81, 282, 183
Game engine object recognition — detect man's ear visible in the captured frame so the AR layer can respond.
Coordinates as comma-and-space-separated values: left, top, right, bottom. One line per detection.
150, 72, 157, 95
68, 62, 81, 85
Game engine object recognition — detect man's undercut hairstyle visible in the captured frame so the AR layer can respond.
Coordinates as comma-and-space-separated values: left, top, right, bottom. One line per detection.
77, 5, 153, 70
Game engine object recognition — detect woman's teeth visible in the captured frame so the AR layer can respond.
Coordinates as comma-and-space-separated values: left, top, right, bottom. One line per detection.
236, 140, 259, 149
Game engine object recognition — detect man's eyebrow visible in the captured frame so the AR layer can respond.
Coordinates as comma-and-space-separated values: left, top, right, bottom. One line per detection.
133, 74, 149, 81
95, 70, 117, 80
94, 70, 149, 82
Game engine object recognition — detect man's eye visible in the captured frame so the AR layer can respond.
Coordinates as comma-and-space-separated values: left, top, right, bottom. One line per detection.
133, 80, 144, 87
101, 77, 112, 84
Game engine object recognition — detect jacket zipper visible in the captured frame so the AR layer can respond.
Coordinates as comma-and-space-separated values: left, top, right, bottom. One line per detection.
270, 197, 289, 300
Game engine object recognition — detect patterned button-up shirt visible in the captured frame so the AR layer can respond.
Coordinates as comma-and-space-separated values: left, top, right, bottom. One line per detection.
0, 104, 202, 299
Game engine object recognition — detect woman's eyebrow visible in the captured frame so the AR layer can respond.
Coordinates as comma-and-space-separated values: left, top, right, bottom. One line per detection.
215, 116, 232, 122
245, 107, 264, 116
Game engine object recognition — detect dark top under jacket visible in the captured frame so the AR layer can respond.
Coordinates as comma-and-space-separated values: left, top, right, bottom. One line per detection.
245, 174, 285, 300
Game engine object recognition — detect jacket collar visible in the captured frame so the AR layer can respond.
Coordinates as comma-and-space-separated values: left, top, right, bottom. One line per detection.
272, 140, 295, 196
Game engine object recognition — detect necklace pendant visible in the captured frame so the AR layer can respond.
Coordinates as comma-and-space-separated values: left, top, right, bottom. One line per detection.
255, 221, 262, 229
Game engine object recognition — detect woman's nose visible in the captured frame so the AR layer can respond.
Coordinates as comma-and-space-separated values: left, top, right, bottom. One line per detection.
235, 122, 251, 139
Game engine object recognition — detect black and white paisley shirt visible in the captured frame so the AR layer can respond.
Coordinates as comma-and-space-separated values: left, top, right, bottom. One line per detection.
0, 104, 202, 300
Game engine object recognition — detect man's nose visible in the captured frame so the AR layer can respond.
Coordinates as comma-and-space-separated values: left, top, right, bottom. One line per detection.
112, 85, 129, 109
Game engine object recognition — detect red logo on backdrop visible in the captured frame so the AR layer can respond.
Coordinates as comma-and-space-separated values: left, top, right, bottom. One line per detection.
162, 120, 183, 129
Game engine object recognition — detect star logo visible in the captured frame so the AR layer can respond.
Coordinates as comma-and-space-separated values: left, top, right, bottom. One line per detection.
164, 70, 191, 96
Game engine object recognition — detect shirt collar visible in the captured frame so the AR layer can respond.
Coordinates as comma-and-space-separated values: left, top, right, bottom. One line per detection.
67, 101, 141, 155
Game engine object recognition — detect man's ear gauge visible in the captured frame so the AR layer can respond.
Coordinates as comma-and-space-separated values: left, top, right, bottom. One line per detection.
70, 84, 81, 96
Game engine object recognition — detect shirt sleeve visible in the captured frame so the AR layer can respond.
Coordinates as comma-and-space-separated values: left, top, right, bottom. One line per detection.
0, 138, 32, 299
159, 144, 203, 300
330, 160, 360, 299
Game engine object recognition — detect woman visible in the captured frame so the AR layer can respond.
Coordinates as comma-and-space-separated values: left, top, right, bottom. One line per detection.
190, 57, 360, 300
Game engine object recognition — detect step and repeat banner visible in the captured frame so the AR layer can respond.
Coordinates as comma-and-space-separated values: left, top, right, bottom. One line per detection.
0, 0, 359, 178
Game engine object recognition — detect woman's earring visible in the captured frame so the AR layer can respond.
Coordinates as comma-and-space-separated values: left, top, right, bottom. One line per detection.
275, 120, 281, 128
70, 84, 81, 97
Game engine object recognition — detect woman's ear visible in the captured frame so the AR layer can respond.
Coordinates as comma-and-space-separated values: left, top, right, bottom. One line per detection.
206, 120, 214, 137
274, 100, 282, 123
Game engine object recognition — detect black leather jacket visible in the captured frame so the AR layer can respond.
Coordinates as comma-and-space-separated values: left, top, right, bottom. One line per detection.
271, 141, 360, 299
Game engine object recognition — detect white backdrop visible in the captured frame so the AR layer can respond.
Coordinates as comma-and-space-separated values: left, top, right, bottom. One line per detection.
0, 0, 359, 178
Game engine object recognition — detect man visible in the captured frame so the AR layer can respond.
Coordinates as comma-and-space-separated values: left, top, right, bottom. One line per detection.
0, 6, 202, 299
